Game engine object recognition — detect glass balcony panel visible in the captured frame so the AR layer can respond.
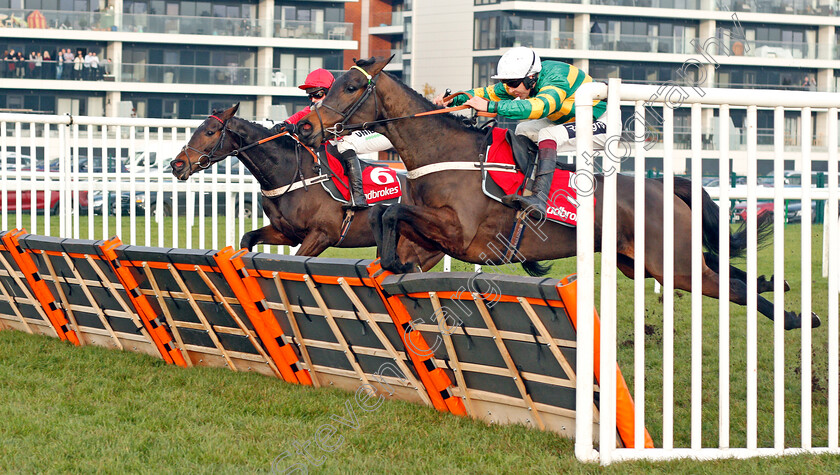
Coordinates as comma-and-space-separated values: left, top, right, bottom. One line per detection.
590, 33, 695, 54
271, 20, 352, 40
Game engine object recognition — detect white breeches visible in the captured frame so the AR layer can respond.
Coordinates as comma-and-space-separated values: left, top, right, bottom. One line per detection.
514, 116, 609, 152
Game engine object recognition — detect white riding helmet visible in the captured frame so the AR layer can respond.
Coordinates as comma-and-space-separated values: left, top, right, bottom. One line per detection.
491, 47, 542, 80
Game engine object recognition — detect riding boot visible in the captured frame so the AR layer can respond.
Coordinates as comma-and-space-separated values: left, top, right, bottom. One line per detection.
341, 150, 368, 210
501, 146, 556, 219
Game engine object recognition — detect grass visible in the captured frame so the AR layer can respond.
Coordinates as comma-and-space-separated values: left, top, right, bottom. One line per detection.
1, 215, 839, 471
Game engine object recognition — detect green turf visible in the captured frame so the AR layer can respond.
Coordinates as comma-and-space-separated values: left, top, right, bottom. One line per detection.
1, 217, 838, 472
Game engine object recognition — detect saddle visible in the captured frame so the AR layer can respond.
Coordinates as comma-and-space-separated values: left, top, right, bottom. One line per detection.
482, 128, 584, 227
317, 143, 403, 207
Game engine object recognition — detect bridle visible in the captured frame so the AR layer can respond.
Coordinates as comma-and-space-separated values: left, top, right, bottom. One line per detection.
310, 65, 380, 143
181, 114, 231, 170
182, 113, 326, 199
307, 65, 496, 142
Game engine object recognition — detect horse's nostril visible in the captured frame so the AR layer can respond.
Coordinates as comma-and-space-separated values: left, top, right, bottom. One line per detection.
302, 123, 312, 131
173, 160, 185, 170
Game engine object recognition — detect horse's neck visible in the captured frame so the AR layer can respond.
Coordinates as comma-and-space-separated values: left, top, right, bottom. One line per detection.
228, 118, 304, 190
376, 76, 482, 171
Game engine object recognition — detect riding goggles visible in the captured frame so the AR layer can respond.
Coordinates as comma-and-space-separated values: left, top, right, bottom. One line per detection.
308, 89, 327, 100
502, 78, 525, 88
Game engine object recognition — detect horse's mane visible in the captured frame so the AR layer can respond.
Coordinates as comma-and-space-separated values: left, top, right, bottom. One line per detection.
387, 73, 485, 135
353, 58, 484, 136
228, 116, 299, 151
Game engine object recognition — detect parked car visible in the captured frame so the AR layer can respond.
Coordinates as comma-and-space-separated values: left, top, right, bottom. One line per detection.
731, 200, 816, 223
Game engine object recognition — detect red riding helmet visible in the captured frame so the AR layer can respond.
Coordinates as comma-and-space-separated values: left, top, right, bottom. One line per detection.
298, 68, 335, 90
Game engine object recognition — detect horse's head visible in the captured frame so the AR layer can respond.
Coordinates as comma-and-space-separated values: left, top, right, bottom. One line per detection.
170, 103, 240, 181
297, 56, 392, 147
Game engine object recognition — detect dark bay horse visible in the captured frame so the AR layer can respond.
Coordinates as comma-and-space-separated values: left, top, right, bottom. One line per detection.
296, 57, 819, 330
168, 103, 443, 270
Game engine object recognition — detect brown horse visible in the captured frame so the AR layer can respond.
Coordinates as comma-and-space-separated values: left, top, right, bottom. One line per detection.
296, 57, 819, 330
168, 103, 443, 270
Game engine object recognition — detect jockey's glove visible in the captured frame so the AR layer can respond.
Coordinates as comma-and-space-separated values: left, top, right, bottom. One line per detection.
269, 121, 295, 135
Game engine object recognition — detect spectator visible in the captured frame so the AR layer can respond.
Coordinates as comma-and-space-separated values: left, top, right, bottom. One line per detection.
801, 76, 812, 89
73, 51, 83, 80
83, 51, 92, 80
15, 52, 25, 78
56, 49, 65, 79
33, 52, 43, 79
42, 51, 52, 79
27, 52, 36, 77
807, 75, 816, 92
3, 50, 11, 78
103, 57, 112, 77
90, 52, 100, 80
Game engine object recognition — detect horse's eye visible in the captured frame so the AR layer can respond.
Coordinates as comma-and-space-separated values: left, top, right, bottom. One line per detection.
206, 129, 215, 136
346, 85, 357, 93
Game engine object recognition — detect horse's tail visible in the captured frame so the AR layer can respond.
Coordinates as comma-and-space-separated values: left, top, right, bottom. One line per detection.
522, 260, 552, 277
669, 176, 772, 259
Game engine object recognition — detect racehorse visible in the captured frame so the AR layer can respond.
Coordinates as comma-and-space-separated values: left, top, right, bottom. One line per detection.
296, 56, 819, 330
169, 103, 443, 271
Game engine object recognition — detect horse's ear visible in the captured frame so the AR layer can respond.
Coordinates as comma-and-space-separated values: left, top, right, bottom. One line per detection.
362, 56, 392, 78
220, 103, 239, 121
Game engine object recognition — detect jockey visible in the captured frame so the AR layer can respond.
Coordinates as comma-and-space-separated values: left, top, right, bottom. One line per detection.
272, 68, 392, 210
434, 47, 607, 218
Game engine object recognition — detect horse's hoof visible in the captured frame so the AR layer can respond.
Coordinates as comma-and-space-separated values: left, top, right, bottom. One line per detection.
784, 311, 823, 330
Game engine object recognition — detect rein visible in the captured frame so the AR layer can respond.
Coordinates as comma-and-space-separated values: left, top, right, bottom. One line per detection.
314, 66, 495, 137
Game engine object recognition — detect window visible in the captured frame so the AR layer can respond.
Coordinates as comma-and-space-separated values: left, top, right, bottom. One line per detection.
474, 13, 499, 50
473, 57, 499, 86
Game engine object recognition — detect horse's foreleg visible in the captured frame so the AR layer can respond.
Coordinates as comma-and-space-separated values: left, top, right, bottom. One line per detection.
294, 231, 332, 257
240, 225, 296, 251
695, 264, 820, 331
380, 204, 463, 274
396, 236, 445, 273
702, 252, 790, 294
368, 205, 388, 253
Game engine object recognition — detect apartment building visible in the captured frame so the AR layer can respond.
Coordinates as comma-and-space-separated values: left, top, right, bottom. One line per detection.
411, 0, 839, 173
0, 0, 360, 120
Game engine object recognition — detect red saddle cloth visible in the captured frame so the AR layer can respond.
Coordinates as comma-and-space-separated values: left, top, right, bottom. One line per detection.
323, 148, 402, 204
485, 128, 581, 226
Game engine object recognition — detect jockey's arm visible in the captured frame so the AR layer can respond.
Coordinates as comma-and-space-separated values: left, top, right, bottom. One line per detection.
285, 106, 311, 125
449, 83, 514, 106
334, 130, 393, 155
490, 86, 568, 121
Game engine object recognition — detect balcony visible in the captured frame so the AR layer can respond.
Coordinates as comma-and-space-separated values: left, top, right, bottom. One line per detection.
716, 0, 840, 16
270, 20, 353, 41
590, 33, 696, 54
500, 28, 578, 50
121, 63, 258, 86
122, 13, 258, 36
716, 38, 819, 60
0, 8, 116, 31
371, 11, 404, 27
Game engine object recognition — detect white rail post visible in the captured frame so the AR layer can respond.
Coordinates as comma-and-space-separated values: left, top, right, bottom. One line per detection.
574, 81, 607, 463
828, 107, 838, 450
801, 107, 813, 449
599, 78, 622, 463
745, 105, 758, 451
773, 106, 786, 452
633, 101, 647, 450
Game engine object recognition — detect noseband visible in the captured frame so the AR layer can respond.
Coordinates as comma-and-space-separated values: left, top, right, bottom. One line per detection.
181, 114, 232, 170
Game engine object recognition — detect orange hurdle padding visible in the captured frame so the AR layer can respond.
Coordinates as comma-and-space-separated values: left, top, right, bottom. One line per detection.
557, 275, 654, 449
99, 237, 187, 367
367, 260, 467, 416
1, 229, 80, 345
213, 247, 311, 385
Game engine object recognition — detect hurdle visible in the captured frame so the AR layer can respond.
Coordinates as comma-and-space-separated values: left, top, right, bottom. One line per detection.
0, 231, 650, 450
